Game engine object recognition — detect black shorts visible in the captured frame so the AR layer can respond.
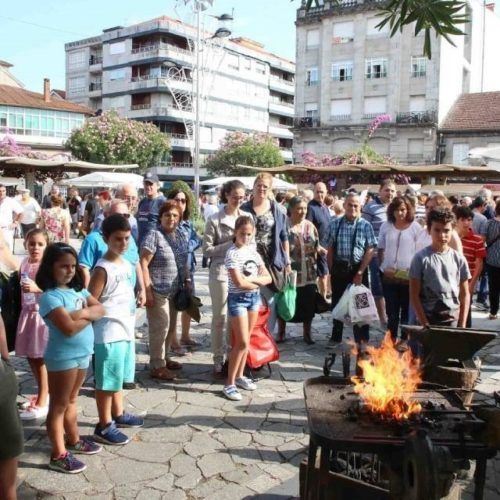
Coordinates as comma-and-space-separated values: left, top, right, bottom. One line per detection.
0, 358, 24, 460
317, 253, 329, 277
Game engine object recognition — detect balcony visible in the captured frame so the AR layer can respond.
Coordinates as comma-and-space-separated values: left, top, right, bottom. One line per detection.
280, 148, 293, 161
129, 43, 192, 66
269, 75, 295, 95
129, 105, 193, 120
396, 111, 437, 125
297, 0, 385, 22
294, 116, 321, 128
268, 124, 293, 139
89, 82, 102, 97
130, 103, 151, 111
130, 75, 193, 93
269, 101, 295, 117
166, 133, 191, 149
89, 55, 103, 73
330, 114, 351, 122
363, 113, 382, 120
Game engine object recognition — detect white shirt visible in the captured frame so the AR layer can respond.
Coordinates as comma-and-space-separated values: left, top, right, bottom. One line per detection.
378, 221, 423, 271
19, 198, 41, 224
0, 196, 23, 228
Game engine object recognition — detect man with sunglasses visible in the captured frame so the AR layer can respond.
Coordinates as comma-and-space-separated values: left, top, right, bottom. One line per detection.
137, 172, 166, 245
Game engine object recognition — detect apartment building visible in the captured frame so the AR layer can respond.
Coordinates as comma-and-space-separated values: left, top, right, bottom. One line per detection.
294, 0, 500, 165
65, 16, 295, 181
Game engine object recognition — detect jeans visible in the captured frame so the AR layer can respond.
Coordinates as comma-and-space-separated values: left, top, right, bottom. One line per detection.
382, 279, 409, 340
487, 263, 500, 316
227, 291, 261, 317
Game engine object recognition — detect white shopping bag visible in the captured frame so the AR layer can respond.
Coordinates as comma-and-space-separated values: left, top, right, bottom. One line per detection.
349, 284, 379, 325
332, 286, 352, 324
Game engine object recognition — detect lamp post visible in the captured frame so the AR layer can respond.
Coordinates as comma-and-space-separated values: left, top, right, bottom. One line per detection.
192, 3, 232, 199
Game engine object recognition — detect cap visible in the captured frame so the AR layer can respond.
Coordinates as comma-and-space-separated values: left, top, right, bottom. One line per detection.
144, 172, 159, 184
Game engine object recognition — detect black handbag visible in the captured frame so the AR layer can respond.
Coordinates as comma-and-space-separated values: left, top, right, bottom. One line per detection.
0, 271, 22, 352
315, 291, 331, 314
173, 285, 191, 311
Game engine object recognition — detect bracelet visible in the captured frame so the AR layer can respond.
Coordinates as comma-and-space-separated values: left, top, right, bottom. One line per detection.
185, 278, 192, 282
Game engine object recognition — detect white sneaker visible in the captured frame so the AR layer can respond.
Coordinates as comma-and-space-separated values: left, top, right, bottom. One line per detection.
235, 376, 257, 391
20, 404, 49, 420
222, 385, 242, 401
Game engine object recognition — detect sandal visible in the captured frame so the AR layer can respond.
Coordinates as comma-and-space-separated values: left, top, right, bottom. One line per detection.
170, 346, 188, 356
180, 338, 201, 347
150, 367, 177, 381
489, 314, 498, 320
166, 359, 182, 370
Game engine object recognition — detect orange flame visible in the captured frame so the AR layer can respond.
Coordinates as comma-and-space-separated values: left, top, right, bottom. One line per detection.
352, 333, 422, 421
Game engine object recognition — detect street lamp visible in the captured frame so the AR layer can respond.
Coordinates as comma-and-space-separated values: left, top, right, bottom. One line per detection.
192, 6, 233, 199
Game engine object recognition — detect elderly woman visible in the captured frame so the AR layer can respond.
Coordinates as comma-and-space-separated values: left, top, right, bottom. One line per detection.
202, 180, 250, 378
140, 200, 190, 380
40, 195, 70, 243
276, 196, 323, 344
167, 188, 202, 353
241, 172, 291, 333
485, 199, 500, 320
378, 196, 423, 341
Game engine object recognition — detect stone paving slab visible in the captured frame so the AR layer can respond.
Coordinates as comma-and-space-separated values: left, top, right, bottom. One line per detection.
10, 243, 500, 499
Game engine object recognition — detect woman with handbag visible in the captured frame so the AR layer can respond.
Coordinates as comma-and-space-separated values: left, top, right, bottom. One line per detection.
378, 196, 422, 341
140, 201, 189, 380
167, 188, 202, 353
276, 196, 324, 345
241, 173, 291, 335
202, 180, 250, 378
485, 199, 500, 320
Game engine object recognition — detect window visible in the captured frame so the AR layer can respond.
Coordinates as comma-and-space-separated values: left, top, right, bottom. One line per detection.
227, 53, 239, 71
453, 143, 469, 165
408, 139, 425, 160
364, 96, 386, 117
365, 58, 387, 79
331, 61, 353, 81
333, 21, 353, 43
109, 68, 126, 81
109, 96, 125, 109
306, 67, 319, 86
109, 41, 126, 55
409, 95, 426, 113
411, 57, 426, 77
366, 18, 388, 36
305, 103, 318, 118
244, 57, 251, 70
303, 141, 317, 153
68, 50, 86, 70
306, 29, 320, 48
68, 77, 86, 94
331, 99, 351, 119
256, 62, 266, 75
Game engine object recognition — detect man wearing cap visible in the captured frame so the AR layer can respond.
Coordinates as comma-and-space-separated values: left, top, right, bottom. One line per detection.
0, 184, 23, 251
18, 188, 41, 237
137, 172, 166, 245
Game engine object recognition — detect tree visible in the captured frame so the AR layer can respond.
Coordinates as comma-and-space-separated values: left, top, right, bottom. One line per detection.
66, 111, 170, 171
205, 131, 284, 176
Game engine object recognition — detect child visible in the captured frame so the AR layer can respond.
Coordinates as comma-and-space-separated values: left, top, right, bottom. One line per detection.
223, 216, 271, 401
409, 208, 471, 328
36, 243, 105, 474
88, 215, 144, 445
15, 229, 50, 420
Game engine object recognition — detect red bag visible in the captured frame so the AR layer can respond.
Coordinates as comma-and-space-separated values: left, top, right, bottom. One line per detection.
246, 304, 280, 370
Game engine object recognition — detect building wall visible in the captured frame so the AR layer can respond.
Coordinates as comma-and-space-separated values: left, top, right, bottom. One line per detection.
441, 132, 500, 165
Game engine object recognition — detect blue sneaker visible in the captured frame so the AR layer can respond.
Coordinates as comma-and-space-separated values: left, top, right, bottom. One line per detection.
93, 421, 129, 445
66, 437, 103, 455
49, 451, 86, 474
113, 412, 144, 428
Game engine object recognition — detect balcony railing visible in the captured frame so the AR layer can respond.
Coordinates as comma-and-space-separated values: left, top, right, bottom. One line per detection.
89, 55, 103, 65
157, 161, 194, 169
131, 43, 191, 56
165, 133, 189, 140
294, 117, 321, 128
89, 82, 102, 91
270, 75, 295, 87
363, 113, 382, 119
330, 114, 351, 122
298, 0, 385, 19
131, 103, 152, 110
396, 111, 437, 124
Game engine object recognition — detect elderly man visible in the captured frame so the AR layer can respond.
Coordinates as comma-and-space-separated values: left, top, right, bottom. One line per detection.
0, 184, 22, 251
115, 183, 139, 242
137, 172, 166, 245
41, 184, 67, 209
79, 199, 145, 390
361, 179, 396, 326
307, 182, 331, 299
328, 193, 377, 345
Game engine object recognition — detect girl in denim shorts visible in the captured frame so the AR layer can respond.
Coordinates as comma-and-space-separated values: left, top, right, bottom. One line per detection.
223, 216, 271, 401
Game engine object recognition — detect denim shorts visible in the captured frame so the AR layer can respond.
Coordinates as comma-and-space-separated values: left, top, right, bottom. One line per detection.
94, 341, 135, 392
44, 354, 90, 372
369, 256, 383, 298
228, 292, 261, 318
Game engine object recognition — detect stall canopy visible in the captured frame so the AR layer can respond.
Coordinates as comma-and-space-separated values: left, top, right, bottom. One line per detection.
60, 172, 144, 189
200, 176, 297, 191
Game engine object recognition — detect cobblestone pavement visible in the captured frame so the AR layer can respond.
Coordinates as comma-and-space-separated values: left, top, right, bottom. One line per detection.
10, 243, 500, 499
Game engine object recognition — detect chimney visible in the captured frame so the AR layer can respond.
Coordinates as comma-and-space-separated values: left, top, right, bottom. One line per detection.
486, 3, 495, 12
43, 78, 51, 102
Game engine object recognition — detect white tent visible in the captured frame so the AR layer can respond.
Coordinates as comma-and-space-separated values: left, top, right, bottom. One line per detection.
61, 172, 144, 189
468, 146, 500, 170
200, 176, 297, 191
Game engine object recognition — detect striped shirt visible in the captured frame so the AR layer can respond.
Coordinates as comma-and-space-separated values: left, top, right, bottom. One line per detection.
328, 216, 377, 263
460, 230, 486, 277
224, 244, 263, 294
361, 197, 387, 237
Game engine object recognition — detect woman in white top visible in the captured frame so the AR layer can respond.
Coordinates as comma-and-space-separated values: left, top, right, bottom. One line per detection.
18, 189, 41, 237
378, 196, 423, 340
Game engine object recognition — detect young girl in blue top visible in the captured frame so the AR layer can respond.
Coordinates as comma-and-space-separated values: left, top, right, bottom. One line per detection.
36, 243, 105, 474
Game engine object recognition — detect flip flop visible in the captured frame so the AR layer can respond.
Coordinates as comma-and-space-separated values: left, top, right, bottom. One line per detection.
170, 346, 188, 356
166, 359, 182, 370
150, 368, 177, 381
180, 339, 201, 347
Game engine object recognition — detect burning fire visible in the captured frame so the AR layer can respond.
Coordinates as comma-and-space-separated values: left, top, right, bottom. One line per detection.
352, 333, 422, 421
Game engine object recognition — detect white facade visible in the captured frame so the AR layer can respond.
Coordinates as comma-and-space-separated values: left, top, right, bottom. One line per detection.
294, 0, 500, 165
65, 16, 295, 179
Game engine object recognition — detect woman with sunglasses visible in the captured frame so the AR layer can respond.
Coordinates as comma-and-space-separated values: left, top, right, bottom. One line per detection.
167, 189, 202, 354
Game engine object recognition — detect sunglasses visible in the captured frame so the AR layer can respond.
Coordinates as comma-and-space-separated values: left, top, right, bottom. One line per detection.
174, 198, 187, 204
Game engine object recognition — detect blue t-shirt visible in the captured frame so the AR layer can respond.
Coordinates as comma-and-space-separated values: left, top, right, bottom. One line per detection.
39, 288, 94, 361
78, 229, 139, 284
137, 195, 166, 245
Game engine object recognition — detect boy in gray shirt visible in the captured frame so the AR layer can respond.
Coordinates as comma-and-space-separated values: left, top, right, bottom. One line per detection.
410, 209, 470, 327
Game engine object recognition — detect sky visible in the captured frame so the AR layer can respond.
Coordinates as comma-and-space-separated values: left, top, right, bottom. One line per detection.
0, 0, 297, 92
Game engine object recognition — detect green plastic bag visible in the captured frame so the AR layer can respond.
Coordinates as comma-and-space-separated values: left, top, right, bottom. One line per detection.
276, 271, 297, 321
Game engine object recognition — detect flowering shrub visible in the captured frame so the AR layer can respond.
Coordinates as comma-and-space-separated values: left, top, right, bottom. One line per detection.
368, 114, 391, 138
65, 112, 170, 171
205, 131, 283, 176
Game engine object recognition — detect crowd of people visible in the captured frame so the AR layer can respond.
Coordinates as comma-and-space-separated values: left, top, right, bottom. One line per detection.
0, 174, 499, 495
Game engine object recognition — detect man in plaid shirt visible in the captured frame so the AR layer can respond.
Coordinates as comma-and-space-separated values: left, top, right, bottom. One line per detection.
327, 193, 377, 345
